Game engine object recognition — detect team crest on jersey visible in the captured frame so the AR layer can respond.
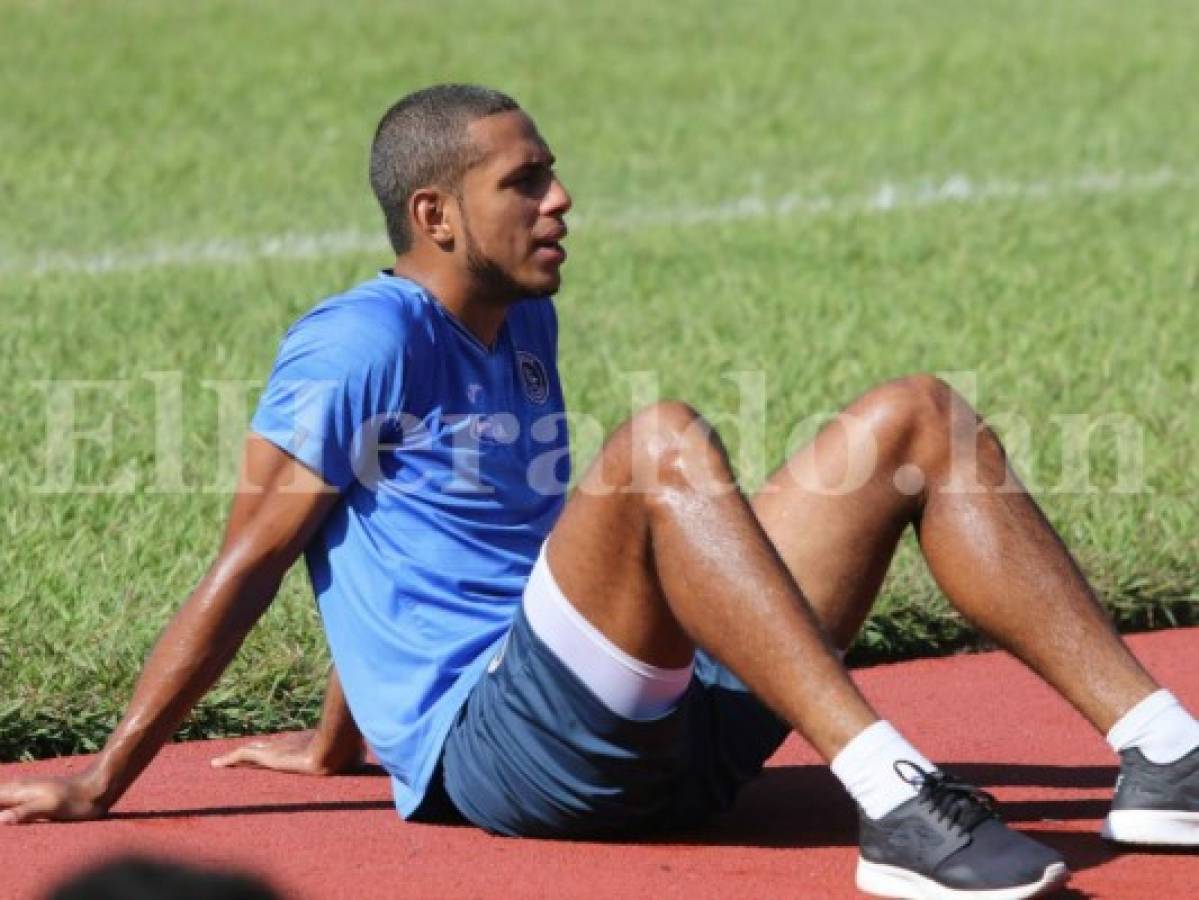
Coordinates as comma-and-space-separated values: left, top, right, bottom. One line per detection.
516, 350, 550, 405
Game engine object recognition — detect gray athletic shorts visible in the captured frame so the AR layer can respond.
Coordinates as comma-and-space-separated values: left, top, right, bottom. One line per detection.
426, 605, 790, 838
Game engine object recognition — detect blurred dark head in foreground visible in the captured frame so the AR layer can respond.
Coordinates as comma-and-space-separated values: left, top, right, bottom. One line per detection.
45, 855, 281, 900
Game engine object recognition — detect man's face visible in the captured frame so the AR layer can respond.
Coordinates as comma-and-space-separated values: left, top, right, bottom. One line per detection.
453, 110, 572, 300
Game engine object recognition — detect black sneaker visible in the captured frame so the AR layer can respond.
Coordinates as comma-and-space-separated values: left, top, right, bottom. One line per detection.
856, 762, 1069, 899
1101, 745, 1199, 846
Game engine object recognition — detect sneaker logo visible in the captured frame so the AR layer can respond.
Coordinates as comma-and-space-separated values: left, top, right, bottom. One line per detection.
888, 821, 946, 862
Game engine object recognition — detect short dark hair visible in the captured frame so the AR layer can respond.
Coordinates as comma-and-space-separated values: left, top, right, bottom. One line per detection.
369, 84, 520, 254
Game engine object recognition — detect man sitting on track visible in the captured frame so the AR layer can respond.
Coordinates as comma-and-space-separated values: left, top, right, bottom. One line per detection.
2, 84, 1195, 900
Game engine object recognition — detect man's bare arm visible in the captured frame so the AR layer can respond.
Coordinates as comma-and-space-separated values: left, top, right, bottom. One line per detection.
211, 666, 366, 775
0, 436, 340, 824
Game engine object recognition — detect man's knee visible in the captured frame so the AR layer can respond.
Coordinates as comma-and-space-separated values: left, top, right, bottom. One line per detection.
857, 373, 1007, 479
621, 401, 731, 494
855, 374, 961, 460
907, 372, 963, 429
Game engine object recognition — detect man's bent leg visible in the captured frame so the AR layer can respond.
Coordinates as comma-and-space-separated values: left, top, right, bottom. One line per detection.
752, 374, 1159, 733
546, 401, 878, 762
751, 374, 1199, 848
441, 400, 881, 838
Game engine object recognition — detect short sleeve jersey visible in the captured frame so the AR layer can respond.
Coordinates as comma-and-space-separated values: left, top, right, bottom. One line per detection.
251, 273, 569, 816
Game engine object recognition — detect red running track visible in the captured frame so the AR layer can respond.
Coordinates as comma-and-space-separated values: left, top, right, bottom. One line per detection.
2, 628, 1196, 899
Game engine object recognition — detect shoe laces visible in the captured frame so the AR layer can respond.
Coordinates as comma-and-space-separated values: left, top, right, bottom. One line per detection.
894, 760, 998, 834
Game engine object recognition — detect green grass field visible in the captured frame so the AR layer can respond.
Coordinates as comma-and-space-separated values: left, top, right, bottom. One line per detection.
2, 0, 1196, 760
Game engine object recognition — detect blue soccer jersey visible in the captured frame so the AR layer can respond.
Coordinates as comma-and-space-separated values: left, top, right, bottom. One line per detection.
251, 272, 569, 815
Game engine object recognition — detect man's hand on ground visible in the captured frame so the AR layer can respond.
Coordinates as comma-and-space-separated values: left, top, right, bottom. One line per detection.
212, 669, 367, 778
0, 775, 108, 825
211, 730, 365, 776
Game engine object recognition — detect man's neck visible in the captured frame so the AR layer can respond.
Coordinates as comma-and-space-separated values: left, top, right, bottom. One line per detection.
390, 256, 509, 349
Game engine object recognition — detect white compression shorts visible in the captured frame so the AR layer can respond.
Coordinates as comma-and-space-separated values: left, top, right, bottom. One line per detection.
521, 542, 694, 721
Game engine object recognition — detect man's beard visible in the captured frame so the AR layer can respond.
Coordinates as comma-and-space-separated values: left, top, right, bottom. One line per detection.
459, 205, 527, 304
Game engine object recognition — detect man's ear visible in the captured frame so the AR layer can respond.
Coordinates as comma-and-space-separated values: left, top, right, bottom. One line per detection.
409, 187, 456, 249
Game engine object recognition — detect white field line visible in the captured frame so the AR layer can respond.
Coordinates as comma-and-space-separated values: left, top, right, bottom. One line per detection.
2, 168, 1189, 278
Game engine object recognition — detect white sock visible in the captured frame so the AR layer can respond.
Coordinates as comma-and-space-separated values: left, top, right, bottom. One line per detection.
1106, 689, 1199, 765
830, 720, 937, 820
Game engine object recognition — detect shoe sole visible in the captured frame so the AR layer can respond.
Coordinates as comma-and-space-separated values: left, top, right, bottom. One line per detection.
1101, 809, 1199, 846
855, 858, 1069, 899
